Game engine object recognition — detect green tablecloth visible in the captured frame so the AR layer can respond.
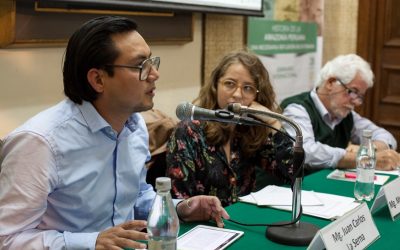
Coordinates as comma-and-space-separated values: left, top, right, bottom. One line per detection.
180, 169, 400, 249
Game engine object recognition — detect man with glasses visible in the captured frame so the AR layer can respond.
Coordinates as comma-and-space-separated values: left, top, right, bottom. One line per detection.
281, 54, 400, 171
0, 16, 229, 250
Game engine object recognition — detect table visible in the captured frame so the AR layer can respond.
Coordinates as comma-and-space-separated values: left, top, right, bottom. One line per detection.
180, 169, 400, 249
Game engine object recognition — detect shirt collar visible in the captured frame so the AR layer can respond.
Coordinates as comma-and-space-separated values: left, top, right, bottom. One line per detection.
77, 101, 110, 133
311, 88, 341, 125
125, 113, 140, 132
77, 101, 141, 134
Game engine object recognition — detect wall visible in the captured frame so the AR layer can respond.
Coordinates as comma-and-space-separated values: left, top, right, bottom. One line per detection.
0, 14, 202, 137
0, 0, 360, 138
322, 0, 359, 63
201, 0, 360, 86
203, 14, 246, 84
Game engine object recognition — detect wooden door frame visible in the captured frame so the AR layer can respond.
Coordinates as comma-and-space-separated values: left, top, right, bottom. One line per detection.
356, 0, 378, 119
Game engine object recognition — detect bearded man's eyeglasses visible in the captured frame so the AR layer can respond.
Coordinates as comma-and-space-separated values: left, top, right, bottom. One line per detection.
337, 79, 364, 105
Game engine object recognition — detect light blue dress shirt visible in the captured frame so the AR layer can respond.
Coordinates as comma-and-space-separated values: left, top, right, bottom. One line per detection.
282, 89, 397, 168
0, 99, 156, 249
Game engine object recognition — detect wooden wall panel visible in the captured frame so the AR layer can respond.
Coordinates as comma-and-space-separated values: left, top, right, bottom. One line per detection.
358, 0, 400, 148
0, 0, 16, 47
0, 1, 193, 48
202, 14, 246, 85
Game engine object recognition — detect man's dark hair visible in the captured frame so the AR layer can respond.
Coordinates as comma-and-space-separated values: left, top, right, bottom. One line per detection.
63, 16, 138, 104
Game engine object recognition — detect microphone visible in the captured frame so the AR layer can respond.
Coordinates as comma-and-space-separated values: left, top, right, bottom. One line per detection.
176, 102, 265, 126
228, 103, 302, 147
228, 103, 319, 246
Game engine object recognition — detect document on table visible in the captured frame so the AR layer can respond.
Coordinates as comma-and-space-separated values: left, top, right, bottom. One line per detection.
239, 185, 360, 220
177, 225, 243, 250
374, 169, 399, 176
346, 168, 399, 176
327, 169, 390, 185
247, 185, 323, 206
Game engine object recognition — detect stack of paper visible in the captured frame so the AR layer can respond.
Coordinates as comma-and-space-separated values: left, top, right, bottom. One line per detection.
247, 185, 323, 206
239, 185, 360, 220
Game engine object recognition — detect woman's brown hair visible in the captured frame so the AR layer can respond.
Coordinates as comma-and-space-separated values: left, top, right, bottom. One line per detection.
193, 50, 280, 156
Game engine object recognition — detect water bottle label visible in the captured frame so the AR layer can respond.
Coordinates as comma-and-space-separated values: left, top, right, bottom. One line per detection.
355, 169, 375, 201
358, 170, 374, 182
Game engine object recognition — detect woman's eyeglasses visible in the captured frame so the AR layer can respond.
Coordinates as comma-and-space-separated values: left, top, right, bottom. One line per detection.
106, 56, 160, 81
219, 80, 259, 98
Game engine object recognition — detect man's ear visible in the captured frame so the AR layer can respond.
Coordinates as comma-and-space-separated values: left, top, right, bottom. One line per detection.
325, 77, 337, 90
87, 68, 105, 93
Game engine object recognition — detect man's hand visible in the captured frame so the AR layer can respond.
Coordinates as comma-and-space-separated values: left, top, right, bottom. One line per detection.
376, 149, 400, 170
176, 195, 230, 228
95, 220, 148, 250
346, 144, 359, 153
373, 140, 391, 152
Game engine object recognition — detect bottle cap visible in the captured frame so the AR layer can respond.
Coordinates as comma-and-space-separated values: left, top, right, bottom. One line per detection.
362, 129, 372, 138
155, 177, 171, 191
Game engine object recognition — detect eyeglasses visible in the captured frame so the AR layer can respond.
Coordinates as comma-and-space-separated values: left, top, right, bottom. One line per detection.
105, 56, 160, 81
337, 79, 364, 105
219, 80, 259, 98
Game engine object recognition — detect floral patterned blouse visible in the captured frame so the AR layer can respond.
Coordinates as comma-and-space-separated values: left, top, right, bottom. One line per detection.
166, 121, 295, 207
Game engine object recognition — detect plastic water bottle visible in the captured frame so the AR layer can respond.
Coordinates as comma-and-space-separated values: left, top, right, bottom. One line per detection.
354, 129, 376, 201
147, 177, 179, 250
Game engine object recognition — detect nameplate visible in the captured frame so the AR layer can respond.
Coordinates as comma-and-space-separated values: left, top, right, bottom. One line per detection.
308, 203, 380, 250
371, 177, 400, 221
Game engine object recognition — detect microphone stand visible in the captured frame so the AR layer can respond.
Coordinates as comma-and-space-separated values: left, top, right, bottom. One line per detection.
233, 106, 319, 246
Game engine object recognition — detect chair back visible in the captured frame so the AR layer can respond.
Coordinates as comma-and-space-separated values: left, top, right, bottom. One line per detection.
0, 139, 3, 171
141, 109, 177, 187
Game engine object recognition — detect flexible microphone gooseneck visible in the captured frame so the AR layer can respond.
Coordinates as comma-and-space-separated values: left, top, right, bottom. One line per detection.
227, 103, 319, 246
176, 102, 266, 126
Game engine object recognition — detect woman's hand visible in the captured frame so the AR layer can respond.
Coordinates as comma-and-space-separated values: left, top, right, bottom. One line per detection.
176, 195, 230, 228
248, 101, 281, 130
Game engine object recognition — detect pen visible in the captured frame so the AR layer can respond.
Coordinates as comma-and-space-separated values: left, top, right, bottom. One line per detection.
215, 233, 239, 250
344, 172, 377, 180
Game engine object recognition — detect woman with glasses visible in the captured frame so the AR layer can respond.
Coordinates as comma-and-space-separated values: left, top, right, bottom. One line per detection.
166, 50, 295, 207
281, 54, 399, 171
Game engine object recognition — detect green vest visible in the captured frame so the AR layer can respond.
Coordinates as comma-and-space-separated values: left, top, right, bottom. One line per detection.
281, 92, 353, 149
